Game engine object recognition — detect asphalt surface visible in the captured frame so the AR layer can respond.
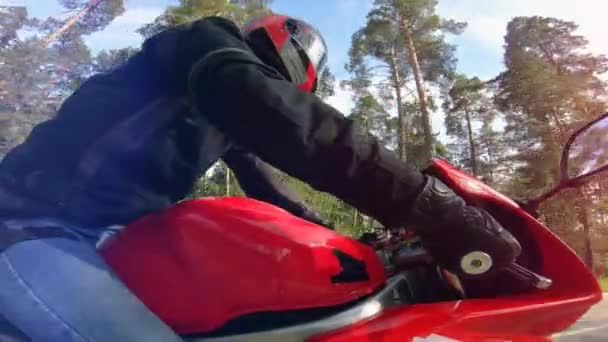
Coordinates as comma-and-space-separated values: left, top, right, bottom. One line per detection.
554, 293, 608, 341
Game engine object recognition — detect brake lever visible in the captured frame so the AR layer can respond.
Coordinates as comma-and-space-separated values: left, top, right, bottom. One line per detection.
506, 262, 553, 290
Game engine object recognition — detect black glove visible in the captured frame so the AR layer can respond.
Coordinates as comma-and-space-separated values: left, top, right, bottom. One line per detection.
407, 176, 522, 278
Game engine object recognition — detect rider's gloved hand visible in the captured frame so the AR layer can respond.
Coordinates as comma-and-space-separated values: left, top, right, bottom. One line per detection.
407, 176, 522, 278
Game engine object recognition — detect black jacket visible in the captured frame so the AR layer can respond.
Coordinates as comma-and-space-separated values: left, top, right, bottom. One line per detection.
0, 17, 425, 229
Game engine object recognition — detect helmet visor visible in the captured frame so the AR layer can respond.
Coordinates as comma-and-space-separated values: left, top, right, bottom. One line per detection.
286, 19, 328, 74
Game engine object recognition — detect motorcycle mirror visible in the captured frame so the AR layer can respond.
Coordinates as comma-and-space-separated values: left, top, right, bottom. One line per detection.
562, 113, 608, 181
526, 112, 608, 211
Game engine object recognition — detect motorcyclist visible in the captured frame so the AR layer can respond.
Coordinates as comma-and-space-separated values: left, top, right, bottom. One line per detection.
0, 14, 521, 341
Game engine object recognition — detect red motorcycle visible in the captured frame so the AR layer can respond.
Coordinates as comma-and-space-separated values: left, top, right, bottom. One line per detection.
100, 113, 608, 341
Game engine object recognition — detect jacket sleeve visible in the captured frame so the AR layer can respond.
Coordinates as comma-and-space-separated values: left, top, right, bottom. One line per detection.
143, 17, 426, 228
222, 146, 328, 225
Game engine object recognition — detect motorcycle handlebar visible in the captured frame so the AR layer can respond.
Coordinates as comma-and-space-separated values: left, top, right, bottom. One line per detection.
361, 228, 553, 291
389, 245, 553, 290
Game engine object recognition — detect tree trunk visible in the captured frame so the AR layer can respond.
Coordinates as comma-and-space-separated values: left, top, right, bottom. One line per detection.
42, 0, 105, 47
486, 144, 495, 183
464, 109, 478, 175
399, 15, 433, 163
575, 188, 594, 270
599, 181, 608, 225
225, 166, 231, 196
388, 44, 407, 161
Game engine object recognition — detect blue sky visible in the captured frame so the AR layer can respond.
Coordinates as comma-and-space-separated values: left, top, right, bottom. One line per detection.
9, 0, 608, 128
271, 0, 372, 81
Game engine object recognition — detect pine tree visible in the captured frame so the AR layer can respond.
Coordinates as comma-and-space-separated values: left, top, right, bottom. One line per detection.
316, 68, 336, 101
443, 75, 495, 176
137, 0, 273, 38
375, 0, 466, 163
345, 13, 410, 160
496, 16, 608, 268
0, 2, 124, 159
347, 0, 465, 164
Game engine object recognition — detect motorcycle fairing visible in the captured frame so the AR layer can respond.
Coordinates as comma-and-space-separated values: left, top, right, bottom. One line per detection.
307, 159, 602, 341
100, 197, 386, 334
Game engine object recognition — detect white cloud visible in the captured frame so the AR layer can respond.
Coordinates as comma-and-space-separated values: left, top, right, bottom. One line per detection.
469, 16, 506, 49
108, 7, 162, 27
326, 82, 355, 114
0, 0, 25, 5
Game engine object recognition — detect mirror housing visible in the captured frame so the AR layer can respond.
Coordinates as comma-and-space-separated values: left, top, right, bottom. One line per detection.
562, 113, 608, 181
526, 112, 608, 210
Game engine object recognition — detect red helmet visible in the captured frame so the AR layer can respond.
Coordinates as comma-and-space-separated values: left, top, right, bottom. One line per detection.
242, 14, 328, 93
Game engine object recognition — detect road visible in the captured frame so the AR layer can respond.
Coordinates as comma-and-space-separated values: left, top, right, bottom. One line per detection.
555, 293, 608, 341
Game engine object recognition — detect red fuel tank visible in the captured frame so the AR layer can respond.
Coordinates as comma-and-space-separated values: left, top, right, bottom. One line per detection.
100, 197, 386, 334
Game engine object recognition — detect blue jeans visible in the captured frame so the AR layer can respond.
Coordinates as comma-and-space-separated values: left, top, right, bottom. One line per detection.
0, 220, 183, 342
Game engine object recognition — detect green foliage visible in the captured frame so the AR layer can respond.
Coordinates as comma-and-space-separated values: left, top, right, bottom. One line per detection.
498, 17, 607, 135
599, 277, 608, 291
189, 161, 377, 237
390, 0, 466, 84
0, 2, 124, 158
0, 5, 29, 46
350, 94, 396, 147
346, 0, 465, 163
315, 67, 336, 101
345, 1, 415, 160
188, 163, 245, 199
495, 16, 608, 268
496, 16, 608, 194
137, 0, 273, 38
363, 0, 466, 162
475, 120, 508, 187
94, 47, 139, 72
278, 175, 378, 237
443, 75, 497, 176
37, 0, 125, 45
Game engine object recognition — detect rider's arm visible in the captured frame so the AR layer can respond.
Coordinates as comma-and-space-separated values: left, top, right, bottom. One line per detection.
140, 16, 425, 228
222, 146, 330, 227
138, 16, 425, 227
